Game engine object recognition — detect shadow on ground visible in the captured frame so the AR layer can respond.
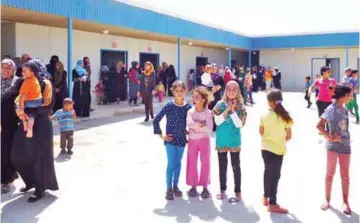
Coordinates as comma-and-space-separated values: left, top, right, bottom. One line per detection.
1, 193, 57, 223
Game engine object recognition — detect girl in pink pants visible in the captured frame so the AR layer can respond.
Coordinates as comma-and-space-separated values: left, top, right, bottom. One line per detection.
186, 86, 213, 198
317, 84, 352, 215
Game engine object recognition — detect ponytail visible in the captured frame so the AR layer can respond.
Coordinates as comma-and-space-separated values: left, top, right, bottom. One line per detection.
273, 102, 293, 124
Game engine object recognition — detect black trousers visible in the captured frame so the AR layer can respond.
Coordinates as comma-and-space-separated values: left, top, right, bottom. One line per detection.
143, 95, 154, 119
262, 150, 283, 205
60, 130, 74, 150
218, 152, 241, 193
304, 90, 311, 106
129, 97, 138, 105
316, 100, 332, 117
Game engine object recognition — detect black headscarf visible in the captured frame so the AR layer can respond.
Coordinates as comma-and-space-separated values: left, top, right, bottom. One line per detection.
46, 55, 59, 77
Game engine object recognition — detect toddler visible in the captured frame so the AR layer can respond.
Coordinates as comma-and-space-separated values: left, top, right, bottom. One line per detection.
157, 81, 165, 102
304, 76, 312, 108
94, 79, 105, 105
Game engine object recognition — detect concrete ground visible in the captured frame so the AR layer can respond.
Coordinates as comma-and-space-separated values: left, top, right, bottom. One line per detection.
1, 92, 359, 223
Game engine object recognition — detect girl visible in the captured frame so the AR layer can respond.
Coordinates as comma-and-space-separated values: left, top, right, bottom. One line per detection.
317, 85, 352, 215
93, 79, 104, 105
212, 81, 247, 203
186, 86, 213, 198
264, 68, 273, 90
188, 69, 195, 91
153, 80, 192, 200
139, 61, 156, 122
128, 61, 140, 106
244, 68, 254, 105
156, 80, 165, 103
260, 89, 293, 214
347, 70, 359, 124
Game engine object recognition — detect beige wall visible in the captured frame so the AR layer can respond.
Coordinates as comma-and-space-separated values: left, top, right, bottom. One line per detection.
1, 22, 16, 57
260, 47, 360, 91
14, 23, 229, 87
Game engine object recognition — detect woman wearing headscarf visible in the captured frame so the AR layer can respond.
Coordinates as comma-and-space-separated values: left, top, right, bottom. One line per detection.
46, 55, 59, 78
51, 61, 68, 112
139, 61, 156, 122
83, 57, 94, 111
115, 61, 128, 102
209, 63, 225, 131
100, 65, 114, 104
1, 59, 20, 194
167, 65, 177, 96
272, 67, 282, 90
161, 62, 169, 96
128, 61, 140, 106
72, 59, 90, 117
11, 59, 59, 202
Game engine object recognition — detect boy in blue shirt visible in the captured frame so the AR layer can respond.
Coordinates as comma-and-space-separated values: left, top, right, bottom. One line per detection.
52, 98, 76, 155
304, 76, 312, 108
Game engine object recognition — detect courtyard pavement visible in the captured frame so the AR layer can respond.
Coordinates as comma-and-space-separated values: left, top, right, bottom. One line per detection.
1, 92, 359, 223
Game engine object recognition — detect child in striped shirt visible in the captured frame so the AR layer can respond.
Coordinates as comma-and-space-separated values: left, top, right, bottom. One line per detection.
52, 98, 76, 156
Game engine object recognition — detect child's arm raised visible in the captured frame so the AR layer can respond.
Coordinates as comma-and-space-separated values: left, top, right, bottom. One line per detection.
213, 101, 230, 126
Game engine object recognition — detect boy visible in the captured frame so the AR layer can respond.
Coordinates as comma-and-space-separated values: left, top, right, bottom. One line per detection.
347, 70, 359, 124
305, 76, 312, 108
52, 98, 76, 156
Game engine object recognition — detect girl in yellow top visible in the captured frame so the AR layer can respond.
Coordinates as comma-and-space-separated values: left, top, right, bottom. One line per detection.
259, 89, 293, 214
264, 69, 273, 90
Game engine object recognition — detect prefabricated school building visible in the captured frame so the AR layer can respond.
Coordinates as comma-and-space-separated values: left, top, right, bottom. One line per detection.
1, 0, 359, 92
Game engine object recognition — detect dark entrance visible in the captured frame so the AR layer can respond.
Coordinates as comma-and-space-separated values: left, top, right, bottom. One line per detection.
251, 51, 260, 67
196, 57, 208, 68
139, 53, 159, 71
100, 50, 127, 71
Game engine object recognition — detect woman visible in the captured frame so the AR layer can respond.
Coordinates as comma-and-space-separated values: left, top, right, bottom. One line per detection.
100, 65, 115, 104
51, 61, 68, 112
161, 62, 169, 96
167, 65, 177, 96
11, 59, 59, 202
1, 59, 19, 194
272, 67, 282, 90
73, 60, 91, 117
139, 61, 156, 122
46, 55, 59, 78
128, 61, 140, 106
208, 64, 225, 131
115, 61, 128, 102
83, 57, 93, 111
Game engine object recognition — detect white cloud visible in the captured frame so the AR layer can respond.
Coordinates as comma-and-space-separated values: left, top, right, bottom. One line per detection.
118, 0, 360, 35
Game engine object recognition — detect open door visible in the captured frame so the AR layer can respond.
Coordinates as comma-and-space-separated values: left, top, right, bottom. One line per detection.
139, 53, 159, 71
326, 58, 340, 82
101, 50, 127, 71
196, 57, 208, 68
312, 58, 326, 79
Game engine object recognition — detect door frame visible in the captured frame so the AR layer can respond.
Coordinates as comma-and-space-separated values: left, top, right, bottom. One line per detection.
311, 57, 340, 80
139, 52, 160, 68
100, 49, 128, 69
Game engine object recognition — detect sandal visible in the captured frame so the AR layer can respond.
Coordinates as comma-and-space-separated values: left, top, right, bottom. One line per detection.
343, 203, 352, 215
201, 188, 210, 199
216, 191, 226, 200
229, 192, 241, 203
165, 189, 174, 201
173, 186, 183, 197
188, 188, 197, 197
320, 200, 330, 210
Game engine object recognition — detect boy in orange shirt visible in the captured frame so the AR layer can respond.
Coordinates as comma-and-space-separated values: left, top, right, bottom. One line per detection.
18, 61, 43, 138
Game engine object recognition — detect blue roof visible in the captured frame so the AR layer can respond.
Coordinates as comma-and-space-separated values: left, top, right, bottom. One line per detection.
2, 0, 359, 50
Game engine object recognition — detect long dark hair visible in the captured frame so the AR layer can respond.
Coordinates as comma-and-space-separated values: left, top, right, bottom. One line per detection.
267, 89, 293, 124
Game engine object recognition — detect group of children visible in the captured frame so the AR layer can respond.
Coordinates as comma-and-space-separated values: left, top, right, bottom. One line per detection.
153, 72, 353, 215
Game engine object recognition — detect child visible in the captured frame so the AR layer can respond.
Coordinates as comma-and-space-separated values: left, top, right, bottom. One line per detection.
93, 79, 105, 105
18, 61, 43, 138
156, 80, 165, 103
212, 80, 247, 203
347, 70, 359, 124
316, 85, 352, 215
304, 76, 312, 108
153, 80, 192, 200
188, 69, 195, 91
186, 86, 213, 198
201, 64, 213, 88
52, 98, 76, 156
315, 74, 322, 99
244, 68, 254, 105
260, 89, 293, 214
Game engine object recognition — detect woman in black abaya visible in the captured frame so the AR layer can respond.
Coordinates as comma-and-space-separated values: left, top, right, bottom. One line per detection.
11, 59, 59, 203
72, 59, 91, 117
1, 59, 19, 194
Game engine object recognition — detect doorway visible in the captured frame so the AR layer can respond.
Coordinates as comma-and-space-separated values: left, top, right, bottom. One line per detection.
101, 50, 127, 71
196, 57, 208, 68
139, 53, 159, 71
251, 51, 260, 67
311, 58, 340, 81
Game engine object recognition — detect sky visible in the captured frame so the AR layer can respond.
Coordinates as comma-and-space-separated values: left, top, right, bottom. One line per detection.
119, 0, 360, 36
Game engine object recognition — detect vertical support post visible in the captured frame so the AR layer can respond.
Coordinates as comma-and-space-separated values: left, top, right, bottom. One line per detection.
248, 50, 252, 69
228, 45, 232, 67
67, 17, 73, 98
177, 37, 181, 80
345, 48, 349, 67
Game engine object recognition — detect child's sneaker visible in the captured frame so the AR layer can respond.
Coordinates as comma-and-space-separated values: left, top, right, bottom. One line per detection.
67, 150, 73, 156
268, 204, 288, 214
59, 149, 66, 155
165, 189, 174, 200
173, 186, 182, 197
188, 188, 197, 197
201, 188, 210, 199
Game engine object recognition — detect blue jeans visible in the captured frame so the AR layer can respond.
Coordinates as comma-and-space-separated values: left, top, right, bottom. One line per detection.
244, 87, 254, 104
165, 143, 185, 189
